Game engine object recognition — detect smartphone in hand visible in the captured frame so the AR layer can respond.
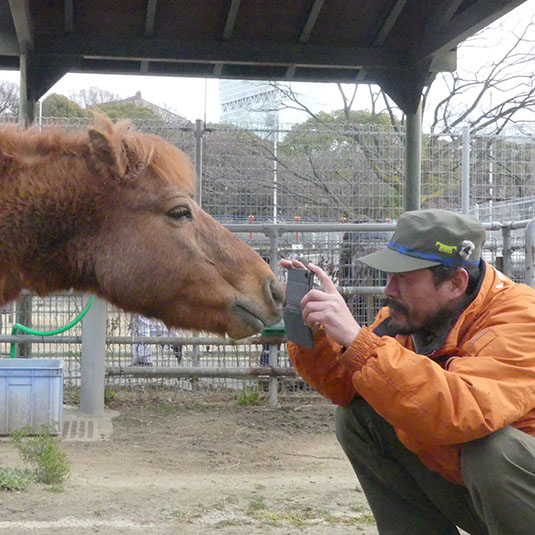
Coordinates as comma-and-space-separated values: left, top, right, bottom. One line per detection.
283, 268, 315, 348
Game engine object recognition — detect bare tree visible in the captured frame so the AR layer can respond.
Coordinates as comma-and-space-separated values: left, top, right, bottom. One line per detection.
427, 18, 535, 135
0, 80, 19, 116
69, 86, 121, 108
266, 14, 535, 138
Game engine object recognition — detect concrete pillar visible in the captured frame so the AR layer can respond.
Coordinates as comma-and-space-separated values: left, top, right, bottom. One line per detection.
80, 295, 107, 415
18, 46, 36, 127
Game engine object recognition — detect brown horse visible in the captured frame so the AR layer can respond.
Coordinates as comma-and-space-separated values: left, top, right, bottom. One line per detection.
0, 116, 283, 339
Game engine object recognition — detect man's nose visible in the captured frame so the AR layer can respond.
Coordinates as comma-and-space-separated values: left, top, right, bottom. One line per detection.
384, 273, 399, 298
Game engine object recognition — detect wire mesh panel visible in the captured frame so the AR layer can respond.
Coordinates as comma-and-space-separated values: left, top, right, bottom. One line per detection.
201, 123, 407, 223
0, 293, 85, 382
1, 116, 535, 395
421, 134, 463, 210
470, 134, 535, 214
4, 116, 534, 224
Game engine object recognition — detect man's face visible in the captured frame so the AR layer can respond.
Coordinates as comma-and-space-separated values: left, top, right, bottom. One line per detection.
384, 268, 457, 334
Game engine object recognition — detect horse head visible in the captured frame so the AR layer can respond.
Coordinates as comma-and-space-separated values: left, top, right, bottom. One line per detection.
0, 116, 284, 339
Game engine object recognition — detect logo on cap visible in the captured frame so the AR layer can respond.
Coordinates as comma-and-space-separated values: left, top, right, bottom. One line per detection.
435, 241, 457, 255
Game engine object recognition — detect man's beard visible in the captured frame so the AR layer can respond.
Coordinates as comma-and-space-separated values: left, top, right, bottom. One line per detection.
383, 297, 460, 336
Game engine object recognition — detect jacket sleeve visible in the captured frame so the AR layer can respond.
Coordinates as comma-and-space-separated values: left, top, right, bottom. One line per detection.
287, 308, 392, 407
288, 328, 356, 406
339, 286, 535, 446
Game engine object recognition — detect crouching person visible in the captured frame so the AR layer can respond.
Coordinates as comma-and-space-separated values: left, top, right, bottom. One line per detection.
282, 209, 535, 535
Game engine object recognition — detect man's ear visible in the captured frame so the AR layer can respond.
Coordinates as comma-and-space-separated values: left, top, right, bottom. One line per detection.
88, 127, 128, 178
449, 268, 469, 299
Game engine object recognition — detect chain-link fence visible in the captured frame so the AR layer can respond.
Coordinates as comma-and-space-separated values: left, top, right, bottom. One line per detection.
1, 116, 534, 396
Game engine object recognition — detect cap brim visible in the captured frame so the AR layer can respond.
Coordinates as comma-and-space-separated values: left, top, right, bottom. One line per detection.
357, 248, 441, 273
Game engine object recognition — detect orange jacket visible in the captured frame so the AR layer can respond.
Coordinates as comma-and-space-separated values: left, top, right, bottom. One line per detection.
288, 262, 535, 485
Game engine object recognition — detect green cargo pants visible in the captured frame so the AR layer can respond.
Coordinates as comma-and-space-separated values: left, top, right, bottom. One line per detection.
335, 397, 535, 535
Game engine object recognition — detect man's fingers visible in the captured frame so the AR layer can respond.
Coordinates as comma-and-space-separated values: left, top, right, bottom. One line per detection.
307, 263, 338, 293
280, 259, 307, 270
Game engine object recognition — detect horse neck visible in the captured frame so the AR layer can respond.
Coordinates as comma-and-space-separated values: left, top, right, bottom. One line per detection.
0, 138, 103, 300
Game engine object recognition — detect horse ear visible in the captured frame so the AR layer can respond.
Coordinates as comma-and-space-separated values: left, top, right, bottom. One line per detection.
88, 128, 128, 178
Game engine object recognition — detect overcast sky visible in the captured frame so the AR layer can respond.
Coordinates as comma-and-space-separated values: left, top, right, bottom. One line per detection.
0, 0, 533, 124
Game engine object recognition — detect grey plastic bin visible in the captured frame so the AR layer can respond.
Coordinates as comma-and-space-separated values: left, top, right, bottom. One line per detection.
0, 358, 63, 435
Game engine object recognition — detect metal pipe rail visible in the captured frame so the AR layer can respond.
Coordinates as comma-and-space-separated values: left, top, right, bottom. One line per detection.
0, 334, 285, 345
106, 365, 298, 379
224, 219, 530, 235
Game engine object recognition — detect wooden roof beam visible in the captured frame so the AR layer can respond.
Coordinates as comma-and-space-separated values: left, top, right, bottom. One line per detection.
356, 0, 406, 82
214, 0, 242, 76
38, 36, 406, 70
8, 0, 33, 50
141, 0, 158, 73
412, 0, 526, 63
287, 0, 325, 78
64, 0, 74, 33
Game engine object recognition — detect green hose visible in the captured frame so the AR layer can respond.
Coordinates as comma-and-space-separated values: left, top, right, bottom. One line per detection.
10, 295, 96, 358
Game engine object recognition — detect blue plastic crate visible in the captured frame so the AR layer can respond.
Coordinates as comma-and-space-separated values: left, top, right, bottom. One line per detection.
0, 359, 63, 435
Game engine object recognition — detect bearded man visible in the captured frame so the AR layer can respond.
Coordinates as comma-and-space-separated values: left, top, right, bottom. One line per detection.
282, 209, 535, 535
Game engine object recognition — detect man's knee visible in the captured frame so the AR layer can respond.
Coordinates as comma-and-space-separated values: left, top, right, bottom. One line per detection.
335, 397, 396, 456
461, 426, 535, 487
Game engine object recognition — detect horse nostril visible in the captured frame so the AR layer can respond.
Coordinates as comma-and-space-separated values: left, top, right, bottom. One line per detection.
268, 278, 284, 309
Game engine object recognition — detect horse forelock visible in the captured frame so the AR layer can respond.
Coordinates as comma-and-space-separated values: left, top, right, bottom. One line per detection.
145, 135, 196, 194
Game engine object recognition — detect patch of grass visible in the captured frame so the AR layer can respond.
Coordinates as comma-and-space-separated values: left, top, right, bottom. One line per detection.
360, 513, 377, 525
155, 400, 179, 414
246, 500, 376, 528
246, 496, 267, 514
104, 386, 116, 404
262, 510, 313, 527
236, 387, 264, 406
11, 425, 70, 485
0, 466, 34, 491
214, 518, 250, 528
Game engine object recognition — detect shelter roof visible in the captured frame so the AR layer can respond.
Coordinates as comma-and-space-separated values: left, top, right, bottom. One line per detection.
0, 0, 527, 114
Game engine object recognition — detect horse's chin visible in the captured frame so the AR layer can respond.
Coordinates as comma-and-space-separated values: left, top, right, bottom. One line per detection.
227, 301, 282, 339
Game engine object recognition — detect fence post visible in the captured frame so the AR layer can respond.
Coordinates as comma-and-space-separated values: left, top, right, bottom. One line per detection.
501, 226, 512, 278
80, 295, 107, 415
404, 101, 422, 211
194, 119, 203, 207
525, 219, 535, 289
461, 125, 470, 214
15, 295, 32, 357
192, 119, 204, 370
267, 226, 281, 407
268, 226, 280, 278
267, 343, 279, 408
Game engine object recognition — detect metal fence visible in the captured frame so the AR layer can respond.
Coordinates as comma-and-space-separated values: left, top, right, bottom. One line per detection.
3, 116, 535, 223
1, 116, 535, 399
0, 221, 528, 398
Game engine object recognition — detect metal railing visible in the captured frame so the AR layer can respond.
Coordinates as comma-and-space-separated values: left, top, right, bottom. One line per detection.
2, 219, 534, 409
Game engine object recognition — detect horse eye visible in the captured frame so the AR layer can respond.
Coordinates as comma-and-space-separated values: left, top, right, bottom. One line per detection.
167, 206, 192, 221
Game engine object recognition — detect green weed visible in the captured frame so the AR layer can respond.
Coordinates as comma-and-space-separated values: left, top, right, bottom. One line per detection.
236, 387, 263, 406
0, 466, 34, 491
10, 425, 70, 485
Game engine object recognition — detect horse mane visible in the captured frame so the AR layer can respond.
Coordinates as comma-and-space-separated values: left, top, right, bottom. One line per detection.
0, 114, 196, 193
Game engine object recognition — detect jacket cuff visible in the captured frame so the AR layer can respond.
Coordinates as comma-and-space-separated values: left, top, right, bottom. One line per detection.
338, 326, 379, 373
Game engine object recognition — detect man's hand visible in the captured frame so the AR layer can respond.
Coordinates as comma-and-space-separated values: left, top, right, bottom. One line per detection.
280, 260, 361, 348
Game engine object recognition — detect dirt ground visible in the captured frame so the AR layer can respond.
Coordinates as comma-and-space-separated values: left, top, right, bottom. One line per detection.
0, 389, 378, 535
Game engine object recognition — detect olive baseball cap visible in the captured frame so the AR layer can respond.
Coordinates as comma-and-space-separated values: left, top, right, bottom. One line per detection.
358, 209, 486, 273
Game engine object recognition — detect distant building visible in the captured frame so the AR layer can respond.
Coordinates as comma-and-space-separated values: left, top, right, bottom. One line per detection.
101, 91, 190, 125
219, 80, 342, 129
219, 80, 281, 130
